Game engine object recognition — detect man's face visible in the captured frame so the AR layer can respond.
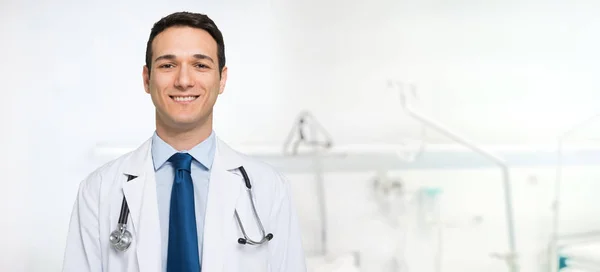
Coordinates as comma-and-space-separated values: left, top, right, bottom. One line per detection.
143, 26, 227, 132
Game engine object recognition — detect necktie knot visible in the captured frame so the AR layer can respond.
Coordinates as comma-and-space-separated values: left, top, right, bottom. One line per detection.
168, 152, 193, 172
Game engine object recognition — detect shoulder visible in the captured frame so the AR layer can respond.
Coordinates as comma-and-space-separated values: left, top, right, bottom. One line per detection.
74, 156, 123, 200
217, 138, 290, 193
77, 138, 151, 194
234, 150, 287, 185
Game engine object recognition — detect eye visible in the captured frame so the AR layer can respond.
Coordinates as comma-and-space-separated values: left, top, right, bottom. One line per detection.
158, 63, 175, 69
195, 63, 210, 69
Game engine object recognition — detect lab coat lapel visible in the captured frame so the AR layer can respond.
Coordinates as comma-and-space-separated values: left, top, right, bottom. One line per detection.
122, 138, 162, 272
202, 138, 244, 271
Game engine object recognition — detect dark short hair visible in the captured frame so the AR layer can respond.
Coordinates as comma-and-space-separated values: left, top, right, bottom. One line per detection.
145, 11, 226, 76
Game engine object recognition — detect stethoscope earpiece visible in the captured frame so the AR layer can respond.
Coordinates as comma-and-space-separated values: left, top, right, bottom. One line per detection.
237, 233, 274, 245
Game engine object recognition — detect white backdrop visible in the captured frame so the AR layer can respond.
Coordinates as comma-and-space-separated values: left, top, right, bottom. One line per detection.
3, 0, 600, 271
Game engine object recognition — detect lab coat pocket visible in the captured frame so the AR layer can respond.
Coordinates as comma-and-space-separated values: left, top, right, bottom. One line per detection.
106, 244, 138, 272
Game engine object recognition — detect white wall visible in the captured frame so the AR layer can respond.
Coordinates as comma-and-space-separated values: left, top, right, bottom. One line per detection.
1, 2, 35, 271
270, 0, 600, 146
2, 0, 600, 271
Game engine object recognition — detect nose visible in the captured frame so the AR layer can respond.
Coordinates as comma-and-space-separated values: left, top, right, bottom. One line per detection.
174, 65, 195, 89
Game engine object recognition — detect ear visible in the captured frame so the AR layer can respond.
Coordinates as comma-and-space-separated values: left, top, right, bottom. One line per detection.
143, 65, 151, 94
218, 66, 228, 95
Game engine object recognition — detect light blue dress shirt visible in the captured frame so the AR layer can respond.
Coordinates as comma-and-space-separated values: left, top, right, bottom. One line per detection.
151, 131, 216, 271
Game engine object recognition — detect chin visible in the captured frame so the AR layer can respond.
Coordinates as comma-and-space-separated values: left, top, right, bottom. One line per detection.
170, 116, 206, 129
157, 110, 208, 130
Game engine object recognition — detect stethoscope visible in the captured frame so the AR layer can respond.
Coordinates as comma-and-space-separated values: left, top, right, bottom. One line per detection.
109, 166, 274, 252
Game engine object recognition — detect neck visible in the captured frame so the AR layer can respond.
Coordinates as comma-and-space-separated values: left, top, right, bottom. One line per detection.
155, 116, 213, 151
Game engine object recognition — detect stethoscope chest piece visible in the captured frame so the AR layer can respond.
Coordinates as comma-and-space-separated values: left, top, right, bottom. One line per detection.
110, 223, 133, 252
110, 174, 137, 252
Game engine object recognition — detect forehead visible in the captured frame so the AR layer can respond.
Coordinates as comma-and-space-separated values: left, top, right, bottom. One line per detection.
151, 26, 218, 60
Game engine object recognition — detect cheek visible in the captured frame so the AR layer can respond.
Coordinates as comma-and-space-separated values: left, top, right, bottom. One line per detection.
150, 74, 173, 93
205, 78, 224, 97
150, 81, 169, 99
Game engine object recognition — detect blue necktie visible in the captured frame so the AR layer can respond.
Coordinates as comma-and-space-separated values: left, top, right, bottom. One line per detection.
167, 152, 200, 272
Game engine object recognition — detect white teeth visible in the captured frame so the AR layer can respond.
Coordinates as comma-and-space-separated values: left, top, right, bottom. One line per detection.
173, 96, 197, 102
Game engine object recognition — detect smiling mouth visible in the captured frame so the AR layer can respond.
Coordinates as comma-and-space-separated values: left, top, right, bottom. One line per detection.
170, 95, 200, 102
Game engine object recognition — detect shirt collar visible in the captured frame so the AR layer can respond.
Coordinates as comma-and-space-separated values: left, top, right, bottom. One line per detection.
151, 131, 216, 171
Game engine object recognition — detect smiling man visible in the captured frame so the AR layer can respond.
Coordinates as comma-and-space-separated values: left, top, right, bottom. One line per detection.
62, 11, 307, 272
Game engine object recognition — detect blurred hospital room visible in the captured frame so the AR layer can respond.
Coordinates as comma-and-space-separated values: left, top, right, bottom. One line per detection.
3, 0, 600, 271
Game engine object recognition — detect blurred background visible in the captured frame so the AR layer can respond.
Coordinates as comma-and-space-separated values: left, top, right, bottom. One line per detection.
2, 0, 600, 271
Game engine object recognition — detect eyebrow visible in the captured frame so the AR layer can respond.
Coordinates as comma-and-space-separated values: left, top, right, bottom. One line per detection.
154, 54, 215, 63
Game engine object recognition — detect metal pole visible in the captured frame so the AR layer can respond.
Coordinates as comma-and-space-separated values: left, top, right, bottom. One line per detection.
550, 112, 600, 272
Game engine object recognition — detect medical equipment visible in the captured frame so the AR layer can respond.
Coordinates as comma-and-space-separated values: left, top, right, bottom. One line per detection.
283, 111, 333, 256
392, 81, 519, 272
367, 170, 446, 272
109, 165, 273, 252
364, 172, 409, 272
235, 166, 274, 245
283, 110, 333, 156
109, 174, 136, 251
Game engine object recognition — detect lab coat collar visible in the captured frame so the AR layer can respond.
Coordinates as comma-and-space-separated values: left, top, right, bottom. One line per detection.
121, 134, 244, 176
120, 135, 245, 271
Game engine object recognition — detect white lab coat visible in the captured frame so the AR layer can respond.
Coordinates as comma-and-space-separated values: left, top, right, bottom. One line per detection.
62, 136, 307, 272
